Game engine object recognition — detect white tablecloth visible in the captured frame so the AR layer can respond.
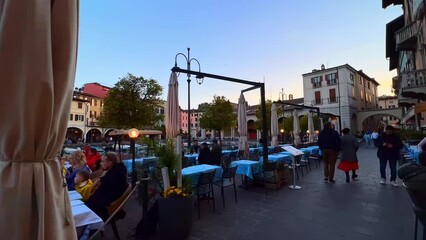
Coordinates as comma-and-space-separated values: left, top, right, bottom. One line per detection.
68, 190, 83, 201
72, 204, 104, 228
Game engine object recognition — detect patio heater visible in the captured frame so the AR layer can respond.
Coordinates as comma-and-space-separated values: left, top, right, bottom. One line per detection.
128, 128, 139, 188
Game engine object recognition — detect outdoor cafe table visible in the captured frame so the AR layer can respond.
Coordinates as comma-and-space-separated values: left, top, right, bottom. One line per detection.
122, 156, 157, 174
182, 164, 222, 185
68, 191, 104, 238
409, 146, 421, 163
222, 149, 238, 156
184, 153, 198, 165
231, 160, 261, 179
259, 154, 292, 165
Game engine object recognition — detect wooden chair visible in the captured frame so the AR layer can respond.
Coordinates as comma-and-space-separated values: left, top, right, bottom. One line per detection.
89, 182, 137, 240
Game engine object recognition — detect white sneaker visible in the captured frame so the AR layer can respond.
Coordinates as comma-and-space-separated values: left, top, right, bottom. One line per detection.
380, 179, 386, 184
391, 181, 398, 187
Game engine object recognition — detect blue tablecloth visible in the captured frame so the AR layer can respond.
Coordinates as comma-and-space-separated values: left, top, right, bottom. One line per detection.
259, 154, 293, 164
409, 146, 421, 163
182, 164, 222, 185
122, 156, 157, 174
184, 154, 198, 165
231, 160, 261, 179
222, 150, 238, 156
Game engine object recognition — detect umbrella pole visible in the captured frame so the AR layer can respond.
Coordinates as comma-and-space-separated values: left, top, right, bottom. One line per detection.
289, 155, 301, 190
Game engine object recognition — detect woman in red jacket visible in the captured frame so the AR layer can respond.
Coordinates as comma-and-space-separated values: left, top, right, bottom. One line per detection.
86, 148, 102, 171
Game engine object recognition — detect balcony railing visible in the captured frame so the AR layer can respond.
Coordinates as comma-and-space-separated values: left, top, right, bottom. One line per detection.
327, 98, 338, 103
395, 21, 417, 51
400, 69, 426, 88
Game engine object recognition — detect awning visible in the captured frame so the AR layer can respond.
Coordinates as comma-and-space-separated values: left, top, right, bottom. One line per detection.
386, 15, 404, 70
382, 0, 404, 9
109, 129, 162, 136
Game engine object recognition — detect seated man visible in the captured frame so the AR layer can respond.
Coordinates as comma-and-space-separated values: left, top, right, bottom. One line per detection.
210, 139, 222, 166
85, 152, 128, 221
190, 139, 200, 154
197, 142, 211, 165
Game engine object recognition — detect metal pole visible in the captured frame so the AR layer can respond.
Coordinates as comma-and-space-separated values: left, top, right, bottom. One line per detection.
187, 48, 191, 151
131, 139, 137, 188
260, 83, 268, 163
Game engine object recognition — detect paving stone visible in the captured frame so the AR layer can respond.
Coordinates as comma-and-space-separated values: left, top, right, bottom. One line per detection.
99, 145, 416, 239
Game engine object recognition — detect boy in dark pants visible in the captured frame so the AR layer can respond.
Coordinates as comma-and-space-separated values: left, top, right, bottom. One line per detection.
374, 125, 403, 186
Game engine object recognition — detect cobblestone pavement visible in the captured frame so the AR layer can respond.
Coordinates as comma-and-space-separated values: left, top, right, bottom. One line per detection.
102, 145, 419, 240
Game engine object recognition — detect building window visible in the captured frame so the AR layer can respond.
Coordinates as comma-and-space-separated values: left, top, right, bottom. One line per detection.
360, 90, 364, 100
367, 82, 370, 89
379, 106, 383, 109
94, 111, 97, 118
311, 76, 322, 88
315, 91, 321, 104
389, 100, 393, 104
195, 118, 198, 122
94, 99, 97, 106
325, 73, 337, 85
160, 108, 164, 115
78, 102, 83, 109
74, 115, 78, 121
350, 73, 354, 82
195, 123, 198, 128
359, 77, 363, 84
90, 111, 93, 118
70, 114, 73, 121
329, 89, 337, 103
351, 87, 355, 98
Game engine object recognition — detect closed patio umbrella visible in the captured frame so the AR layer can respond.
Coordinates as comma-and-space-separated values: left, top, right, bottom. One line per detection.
293, 110, 301, 146
165, 72, 182, 186
238, 93, 249, 157
0, 1, 79, 239
308, 113, 315, 143
320, 118, 324, 130
271, 103, 279, 147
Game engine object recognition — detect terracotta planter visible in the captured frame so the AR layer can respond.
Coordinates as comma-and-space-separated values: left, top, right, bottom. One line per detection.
158, 195, 193, 239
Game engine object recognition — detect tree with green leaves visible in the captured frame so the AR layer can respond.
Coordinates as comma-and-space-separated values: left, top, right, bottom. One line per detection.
98, 73, 163, 129
199, 96, 236, 144
197, 102, 210, 112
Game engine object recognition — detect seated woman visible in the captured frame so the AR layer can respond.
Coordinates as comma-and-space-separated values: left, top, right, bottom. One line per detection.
74, 170, 93, 202
85, 152, 128, 221
198, 142, 211, 165
86, 147, 102, 171
66, 150, 91, 191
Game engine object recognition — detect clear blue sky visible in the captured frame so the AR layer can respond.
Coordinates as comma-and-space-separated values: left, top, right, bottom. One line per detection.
76, 0, 402, 107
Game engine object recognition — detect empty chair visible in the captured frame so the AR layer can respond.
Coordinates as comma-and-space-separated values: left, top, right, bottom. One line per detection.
214, 166, 238, 208
194, 170, 216, 219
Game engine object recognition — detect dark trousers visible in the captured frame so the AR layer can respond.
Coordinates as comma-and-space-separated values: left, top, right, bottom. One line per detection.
379, 158, 397, 181
323, 149, 338, 180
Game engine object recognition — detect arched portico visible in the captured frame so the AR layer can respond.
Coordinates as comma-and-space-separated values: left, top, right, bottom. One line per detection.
357, 108, 403, 131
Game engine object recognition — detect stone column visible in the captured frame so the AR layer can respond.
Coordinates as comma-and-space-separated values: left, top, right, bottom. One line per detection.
201, 129, 206, 140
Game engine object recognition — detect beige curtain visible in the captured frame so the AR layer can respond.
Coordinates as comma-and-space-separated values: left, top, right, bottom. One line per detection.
0, 0, 79, 239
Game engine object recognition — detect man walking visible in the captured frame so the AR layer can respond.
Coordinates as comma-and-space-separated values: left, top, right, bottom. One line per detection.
318, 122, 341, 183
374, 125, 403, 186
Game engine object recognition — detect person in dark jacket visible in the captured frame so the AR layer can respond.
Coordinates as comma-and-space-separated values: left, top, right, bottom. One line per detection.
210, 139, 222, 165
337, 128, 360, 182
374, 125, 403, 186
318, 122, 341, 183
197, 142, 211, 165
85, 152, 128, 221
190, 139, 200, 154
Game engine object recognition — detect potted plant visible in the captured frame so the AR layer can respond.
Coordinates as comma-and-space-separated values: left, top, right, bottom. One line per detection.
155, 139, 194, 239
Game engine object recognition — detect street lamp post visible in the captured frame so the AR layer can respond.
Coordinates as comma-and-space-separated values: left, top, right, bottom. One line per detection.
128, 128, 140, 188
174, 48, 204, 151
